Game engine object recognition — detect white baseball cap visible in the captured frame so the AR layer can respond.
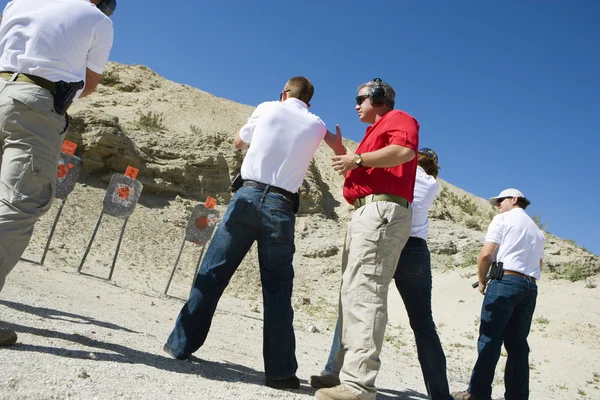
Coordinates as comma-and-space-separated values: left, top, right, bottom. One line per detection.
488, 188, 527, 206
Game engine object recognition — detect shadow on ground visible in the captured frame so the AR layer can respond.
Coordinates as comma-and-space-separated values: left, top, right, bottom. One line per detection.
1, 300, 429, 399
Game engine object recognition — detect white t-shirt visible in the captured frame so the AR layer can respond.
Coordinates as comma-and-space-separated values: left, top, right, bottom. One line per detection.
484, 207, 545, 280
410, 166, 439, 240
239, 98, 327, 193
0, 0, 114, 83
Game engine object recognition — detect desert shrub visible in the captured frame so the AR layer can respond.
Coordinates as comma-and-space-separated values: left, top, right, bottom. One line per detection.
532, 214, 548, 231
100, 70, 120, 86
457, 196, 479, 215
465, 218, 482, 231
133, 111, 165, 131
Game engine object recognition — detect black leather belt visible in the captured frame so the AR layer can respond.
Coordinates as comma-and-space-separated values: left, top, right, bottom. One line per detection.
242, 180, 295, 202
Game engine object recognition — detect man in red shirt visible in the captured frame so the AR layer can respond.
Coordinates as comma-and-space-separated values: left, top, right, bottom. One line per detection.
315, 78, 419, 400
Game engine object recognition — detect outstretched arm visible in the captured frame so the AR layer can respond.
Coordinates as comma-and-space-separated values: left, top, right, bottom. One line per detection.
324, 124, 346, 155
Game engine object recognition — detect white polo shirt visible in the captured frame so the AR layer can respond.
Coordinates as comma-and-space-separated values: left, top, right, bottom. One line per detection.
410, 166, 439, 240
0, 0, 114, 83
484, 207, 545, 280
239, 98, 327, 193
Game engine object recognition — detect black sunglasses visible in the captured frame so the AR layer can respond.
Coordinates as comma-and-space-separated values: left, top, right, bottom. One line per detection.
355, 95, 370, 106
496, 197, 512, 205
279, 89, 291, 101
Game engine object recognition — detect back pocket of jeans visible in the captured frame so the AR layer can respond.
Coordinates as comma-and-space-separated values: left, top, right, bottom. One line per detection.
270, 208, 295, 244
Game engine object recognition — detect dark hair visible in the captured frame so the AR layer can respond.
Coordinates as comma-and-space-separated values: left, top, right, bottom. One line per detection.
285, 76, 314, 104
418, 153, 439, 178
516, 197, 531, 210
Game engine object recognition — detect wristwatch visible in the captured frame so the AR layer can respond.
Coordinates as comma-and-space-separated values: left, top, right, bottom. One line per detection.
354, 154, 364, 167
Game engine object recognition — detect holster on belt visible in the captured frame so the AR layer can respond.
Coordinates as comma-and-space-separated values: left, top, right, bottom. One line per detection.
489, 261, 505, 281
53, 80, 85, 115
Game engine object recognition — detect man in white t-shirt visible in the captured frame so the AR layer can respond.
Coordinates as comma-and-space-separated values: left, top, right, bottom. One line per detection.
453, 188, 545, 400
164, 76, 344, 390
0, 0, 115, 346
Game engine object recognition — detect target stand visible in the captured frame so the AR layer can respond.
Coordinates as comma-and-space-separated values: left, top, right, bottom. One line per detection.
21, 141, 82, 265
164, 197, 220, 298
77, 167, 143, 281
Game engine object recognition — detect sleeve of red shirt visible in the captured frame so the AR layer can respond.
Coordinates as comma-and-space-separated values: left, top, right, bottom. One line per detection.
386, 112, 419, 152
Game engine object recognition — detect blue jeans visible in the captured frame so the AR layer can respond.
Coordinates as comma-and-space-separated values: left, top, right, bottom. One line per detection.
167, 186, 298, 380
468, 275, 538, 400
324, 237, 452, 400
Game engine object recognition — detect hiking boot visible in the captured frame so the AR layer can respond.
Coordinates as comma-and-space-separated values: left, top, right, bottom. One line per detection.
265, 375, 300, 390
315, 384, 360, 400
309, 373, 340, 389
452, 390, 481, 400
0, 329, 17, 347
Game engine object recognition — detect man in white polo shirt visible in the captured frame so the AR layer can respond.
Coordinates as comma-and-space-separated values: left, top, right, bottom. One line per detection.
0, 0, 115, 346
164, 76, 344, 390
453, 188, 545, 400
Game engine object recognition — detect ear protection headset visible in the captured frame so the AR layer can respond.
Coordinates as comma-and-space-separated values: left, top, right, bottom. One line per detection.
369, 78, 386, 106
97, 0, 117, 17
369, 78, 395, 108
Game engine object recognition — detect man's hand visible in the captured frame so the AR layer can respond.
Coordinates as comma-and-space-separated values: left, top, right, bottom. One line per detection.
324, 124, 345, 155
478, 281, 487, 295
331, 149, 358, 176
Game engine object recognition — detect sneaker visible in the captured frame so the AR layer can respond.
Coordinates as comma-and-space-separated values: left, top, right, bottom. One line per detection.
0, 329, 17, 347
309, 373, 340, 389
264, 375, 300, 390
315, 384, 360, 400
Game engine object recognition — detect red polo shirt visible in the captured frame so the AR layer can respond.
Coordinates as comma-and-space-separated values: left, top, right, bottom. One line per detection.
343, 109, 419, 205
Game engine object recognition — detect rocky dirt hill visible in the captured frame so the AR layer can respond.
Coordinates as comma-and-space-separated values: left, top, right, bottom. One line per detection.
39, 61, 597, 304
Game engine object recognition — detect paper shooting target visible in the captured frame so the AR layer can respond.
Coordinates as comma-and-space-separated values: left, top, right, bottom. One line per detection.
55, 153, 82, 199
185, 204, 220, 244
103, 174, 143, 219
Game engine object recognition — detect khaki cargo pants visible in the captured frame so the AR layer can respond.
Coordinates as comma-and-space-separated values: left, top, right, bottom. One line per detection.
332, 200, 412, 400
0, 77, 67, 291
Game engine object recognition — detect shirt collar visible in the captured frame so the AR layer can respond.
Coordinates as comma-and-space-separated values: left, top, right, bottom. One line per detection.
283, 97, 308, 109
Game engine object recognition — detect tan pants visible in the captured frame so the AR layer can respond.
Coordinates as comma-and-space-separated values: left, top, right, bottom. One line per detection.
0, 78, 67, 291
332, 200, 412, 400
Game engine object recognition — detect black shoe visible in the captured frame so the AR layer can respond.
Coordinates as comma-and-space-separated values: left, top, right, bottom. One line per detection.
265, 375, 300, 390
162, 343, 188, 360
0, 329, 17, 346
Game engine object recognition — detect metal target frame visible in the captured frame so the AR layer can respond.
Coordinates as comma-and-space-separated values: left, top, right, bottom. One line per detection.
164, 201, 220, 298
20, 141, 82, 266
77, 170, 143, 280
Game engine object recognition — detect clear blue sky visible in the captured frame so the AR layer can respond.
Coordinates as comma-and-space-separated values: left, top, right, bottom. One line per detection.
6, 1, 600, 254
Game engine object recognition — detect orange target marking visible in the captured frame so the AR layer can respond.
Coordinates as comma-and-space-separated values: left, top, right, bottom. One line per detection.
205, 196, 217, 209
125, 166, 139, 179
57, 164, 69, 178
117, 186, 131, 199
195, 215, 208, 230
62, 140, 77, 156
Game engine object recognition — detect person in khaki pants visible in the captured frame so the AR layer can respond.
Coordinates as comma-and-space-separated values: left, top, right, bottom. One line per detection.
314, 78, 419, 400
0, 0, 115, 346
